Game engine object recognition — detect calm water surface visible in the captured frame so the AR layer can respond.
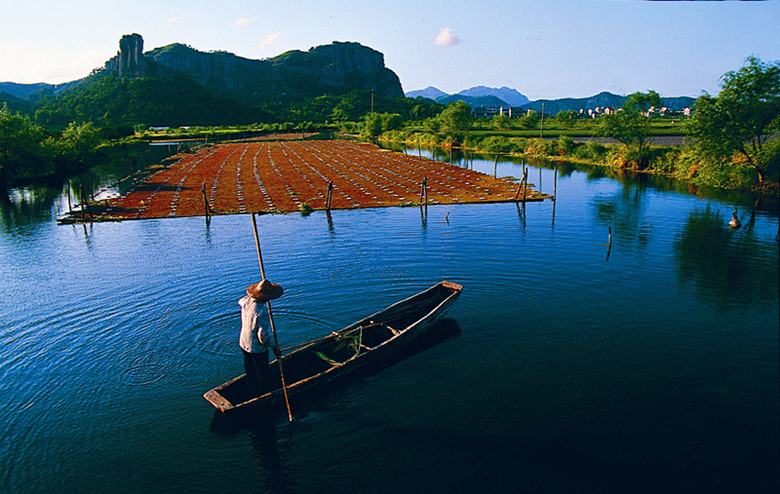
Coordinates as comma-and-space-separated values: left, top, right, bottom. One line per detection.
1, 146, 778, 493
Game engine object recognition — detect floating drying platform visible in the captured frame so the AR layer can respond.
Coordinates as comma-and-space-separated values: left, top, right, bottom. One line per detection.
59, 140, 549, 223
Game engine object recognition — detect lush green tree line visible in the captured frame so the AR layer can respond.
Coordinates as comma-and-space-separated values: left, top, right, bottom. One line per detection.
0, 105, 102, 184
22, 72, 444, 129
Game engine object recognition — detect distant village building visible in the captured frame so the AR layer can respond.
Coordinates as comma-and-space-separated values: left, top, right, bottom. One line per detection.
470, 105, 524, 118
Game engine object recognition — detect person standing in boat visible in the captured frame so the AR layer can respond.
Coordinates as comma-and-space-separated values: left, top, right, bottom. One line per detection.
239, 279, 284, 394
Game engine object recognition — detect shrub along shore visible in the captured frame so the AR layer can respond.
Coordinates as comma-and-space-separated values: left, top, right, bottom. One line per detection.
374, 130, 778, 195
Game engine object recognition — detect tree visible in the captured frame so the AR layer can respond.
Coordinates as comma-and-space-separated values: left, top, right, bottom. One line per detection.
686, 56, 780, 183
0, 104, 51, 183
437, 100, 473, 144
555, 110, 578, 128
520, 110, 540, 130
360, 113, 383, 138
380, 113, 404, 132
599, 90, 661, 169
493, 113, 510, 130
423, 116, 441, 135
51, 122, 102, 172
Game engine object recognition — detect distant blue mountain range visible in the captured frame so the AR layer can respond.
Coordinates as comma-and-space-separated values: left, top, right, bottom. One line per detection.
406, 85, 529, 107
405, 86, 695, 113
0, 81, 79, 100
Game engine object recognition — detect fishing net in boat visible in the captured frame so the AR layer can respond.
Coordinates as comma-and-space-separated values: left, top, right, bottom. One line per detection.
314, 326, 363, 364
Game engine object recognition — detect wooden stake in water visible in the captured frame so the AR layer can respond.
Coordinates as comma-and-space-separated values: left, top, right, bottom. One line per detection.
326, 181, 334, 211
514, 173, 526, 200
420, 177, 428, 206
523, 168, 528, 202
79, 185, 93, 220
201, 183, 211, 220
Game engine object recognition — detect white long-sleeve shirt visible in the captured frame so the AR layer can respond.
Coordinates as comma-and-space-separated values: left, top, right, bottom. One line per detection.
238, 295, 271, 353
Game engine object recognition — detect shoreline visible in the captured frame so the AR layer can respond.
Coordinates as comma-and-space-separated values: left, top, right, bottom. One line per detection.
376, 135, 779, 197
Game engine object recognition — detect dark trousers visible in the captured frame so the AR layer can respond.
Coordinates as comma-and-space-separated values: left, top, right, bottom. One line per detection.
242, 349, 269, 395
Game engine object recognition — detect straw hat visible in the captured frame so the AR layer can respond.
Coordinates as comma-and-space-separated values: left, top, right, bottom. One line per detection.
246, 279, 284, 302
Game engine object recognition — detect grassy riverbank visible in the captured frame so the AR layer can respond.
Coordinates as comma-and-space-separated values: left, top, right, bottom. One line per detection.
376, 130, 779, 195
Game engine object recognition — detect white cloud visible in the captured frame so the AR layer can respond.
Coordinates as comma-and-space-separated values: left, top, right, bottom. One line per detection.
258, 32, 281, 47
235, 17, 256, 27
434, 27, 459, 46
165, 17, 181, 27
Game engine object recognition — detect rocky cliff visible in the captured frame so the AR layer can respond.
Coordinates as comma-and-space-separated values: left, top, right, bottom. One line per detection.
137, 36, 403, 104
9, 34, 411, 126
105, 33, 148, 79
271, 42, 404, 97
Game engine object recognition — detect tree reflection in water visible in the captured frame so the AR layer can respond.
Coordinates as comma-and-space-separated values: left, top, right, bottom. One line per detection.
674, 204, 778, 308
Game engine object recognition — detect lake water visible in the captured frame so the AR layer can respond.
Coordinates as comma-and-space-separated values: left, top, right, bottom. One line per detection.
1, 145, 778, 493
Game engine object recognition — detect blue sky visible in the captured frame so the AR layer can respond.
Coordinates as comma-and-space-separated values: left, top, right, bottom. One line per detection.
1, 0, 778, 99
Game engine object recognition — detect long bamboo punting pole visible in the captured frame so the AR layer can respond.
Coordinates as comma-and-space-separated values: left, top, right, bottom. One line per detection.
251, 212, 293, 422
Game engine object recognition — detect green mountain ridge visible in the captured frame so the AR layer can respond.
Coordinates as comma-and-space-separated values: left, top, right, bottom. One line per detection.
5, 34, 410, 127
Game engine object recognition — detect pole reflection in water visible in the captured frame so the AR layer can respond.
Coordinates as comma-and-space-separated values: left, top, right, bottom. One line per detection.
204, 216, 212, 245
539, 167, 542, 191
516, 201, 526, 230
209, 413, 295, 492
326, 210, 335, 235
552, 166, 558, 228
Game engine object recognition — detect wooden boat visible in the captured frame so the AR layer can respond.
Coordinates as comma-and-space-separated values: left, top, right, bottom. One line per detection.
204, 280, 463, 415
